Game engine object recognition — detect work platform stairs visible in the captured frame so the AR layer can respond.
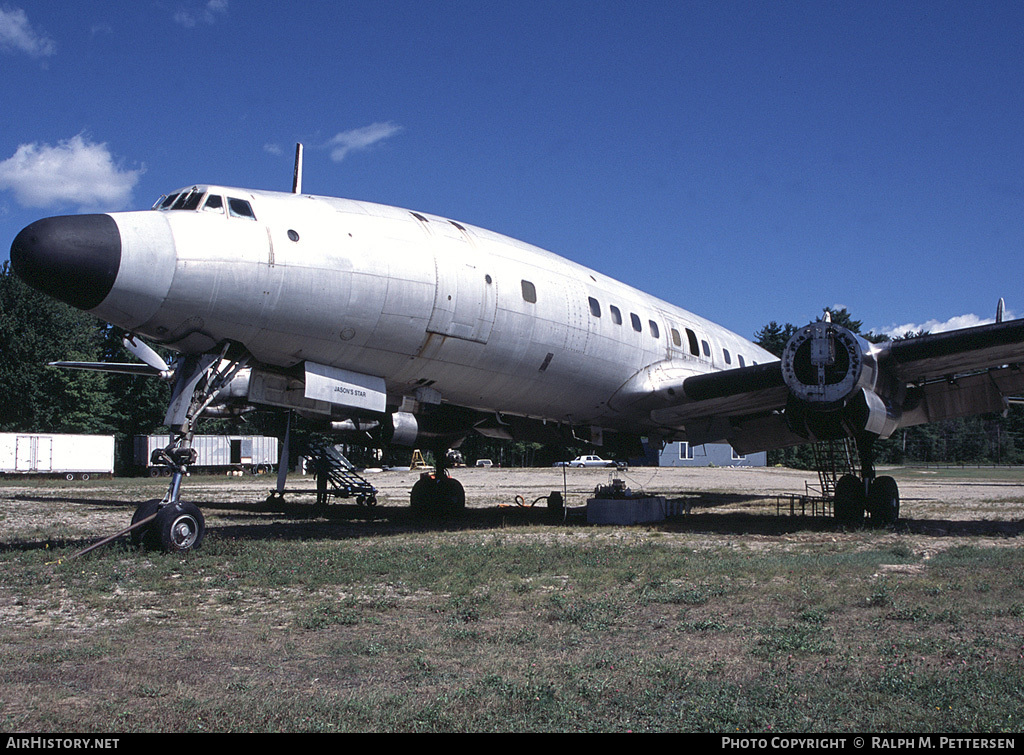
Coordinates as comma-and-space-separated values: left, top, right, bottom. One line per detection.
811, 438, 858, 500
772, 439, 858, 518
307, 440, 378, 507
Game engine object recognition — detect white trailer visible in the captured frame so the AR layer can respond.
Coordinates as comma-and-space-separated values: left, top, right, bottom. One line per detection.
0, 433, 115, 479
135, 434, 279, 476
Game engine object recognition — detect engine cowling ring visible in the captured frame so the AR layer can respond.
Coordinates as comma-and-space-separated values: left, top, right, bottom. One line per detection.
781, 321, 866, 408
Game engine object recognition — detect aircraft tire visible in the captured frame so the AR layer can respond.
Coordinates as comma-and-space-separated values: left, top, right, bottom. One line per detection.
410, 474, 465, 518
155, 502, 206, 552
833, 474, 865, 527
867, 476, 900, 527
130, 499, 162, 549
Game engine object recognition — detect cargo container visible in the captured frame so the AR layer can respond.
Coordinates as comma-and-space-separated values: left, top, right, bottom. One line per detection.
135, 434, 279, 475
0, 433, 115, 479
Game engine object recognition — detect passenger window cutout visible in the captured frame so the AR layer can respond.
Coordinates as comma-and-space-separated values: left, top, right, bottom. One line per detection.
630, 313, 642, 332
649, 320, 660, 339
723, 349, 732, 365
702, 340, 711, 357
609, 305, 622, 325
588, 297, 601, 317
521, 280, 537, 303
671, 328, 682, 348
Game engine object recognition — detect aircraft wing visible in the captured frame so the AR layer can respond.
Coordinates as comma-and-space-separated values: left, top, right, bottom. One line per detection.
649, 318, 1024, 456
649, 361, 799, 454
886, 318, 1024, 381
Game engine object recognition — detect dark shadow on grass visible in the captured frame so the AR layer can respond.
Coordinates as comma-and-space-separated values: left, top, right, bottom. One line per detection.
3, 489, 1021, 557
6, 494, 141, 508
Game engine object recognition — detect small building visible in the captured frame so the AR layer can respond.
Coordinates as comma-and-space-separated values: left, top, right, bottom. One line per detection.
659, 441, 766, 468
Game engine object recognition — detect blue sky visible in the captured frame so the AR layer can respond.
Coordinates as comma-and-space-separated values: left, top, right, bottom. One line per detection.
2, 1, 1023, 342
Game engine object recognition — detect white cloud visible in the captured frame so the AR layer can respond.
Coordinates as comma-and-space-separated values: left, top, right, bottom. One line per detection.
0, 135, 143, 211
174, 0, 228, 28
880, 312, 1010, 339
263, 143, 283, 156
0, 6, 56, 58
327, 122, 402, 162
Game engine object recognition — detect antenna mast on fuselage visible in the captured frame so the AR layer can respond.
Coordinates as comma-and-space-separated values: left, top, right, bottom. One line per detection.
292, 143, 303, 194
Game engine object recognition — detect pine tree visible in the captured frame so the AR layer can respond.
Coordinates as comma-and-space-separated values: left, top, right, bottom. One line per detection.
0, 262, 112, 433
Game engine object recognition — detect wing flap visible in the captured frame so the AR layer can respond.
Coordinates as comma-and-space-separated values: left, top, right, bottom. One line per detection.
904, 364, 1024, 426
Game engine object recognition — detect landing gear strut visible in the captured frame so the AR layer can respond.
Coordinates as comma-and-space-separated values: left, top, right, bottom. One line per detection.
833, 434, 900, 528
131, 350, 248, 551
409, 447, 466, 518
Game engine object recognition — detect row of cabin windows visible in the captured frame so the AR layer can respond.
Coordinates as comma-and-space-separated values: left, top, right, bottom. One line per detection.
521, 280, 754, 367
590, 296, 663, 338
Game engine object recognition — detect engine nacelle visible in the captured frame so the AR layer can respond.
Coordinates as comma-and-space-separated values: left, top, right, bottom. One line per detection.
781, 320, 900, 440
387, 411, 419, 447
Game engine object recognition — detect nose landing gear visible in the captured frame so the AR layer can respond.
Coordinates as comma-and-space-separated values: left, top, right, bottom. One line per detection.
130, 350, 247, 552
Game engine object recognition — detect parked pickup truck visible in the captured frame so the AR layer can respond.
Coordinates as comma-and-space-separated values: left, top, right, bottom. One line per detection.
553, 455, 625, 469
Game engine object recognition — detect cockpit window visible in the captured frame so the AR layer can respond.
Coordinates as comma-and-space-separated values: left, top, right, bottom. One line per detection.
154, 193, 179, 209
154, 190, 255, 220
168, 188, 204, 211
228, 197, 256, 220
202, 195, 224, 213
180, 191, 204, 210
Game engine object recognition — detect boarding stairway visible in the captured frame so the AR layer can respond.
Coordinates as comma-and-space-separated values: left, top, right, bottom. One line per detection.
307, 441, 378, 507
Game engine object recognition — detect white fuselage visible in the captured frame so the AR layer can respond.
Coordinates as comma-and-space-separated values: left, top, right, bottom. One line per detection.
90, 185, 775, 436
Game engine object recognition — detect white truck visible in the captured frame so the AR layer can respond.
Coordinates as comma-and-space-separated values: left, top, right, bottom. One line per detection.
0, 433, 115, 479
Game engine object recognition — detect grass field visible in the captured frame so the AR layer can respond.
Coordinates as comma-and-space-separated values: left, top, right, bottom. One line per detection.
1, 467, 1022, 733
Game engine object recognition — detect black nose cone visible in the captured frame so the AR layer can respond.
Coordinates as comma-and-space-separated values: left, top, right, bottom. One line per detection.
10, 214, 121, 311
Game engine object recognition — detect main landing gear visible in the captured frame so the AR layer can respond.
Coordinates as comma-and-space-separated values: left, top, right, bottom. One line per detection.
409, 447, 466, 518
130, 351, 248, 552
833, 434, 900, 528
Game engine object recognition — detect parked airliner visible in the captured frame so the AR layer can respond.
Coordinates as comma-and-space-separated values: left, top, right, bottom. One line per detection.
11, 147, 1024, 550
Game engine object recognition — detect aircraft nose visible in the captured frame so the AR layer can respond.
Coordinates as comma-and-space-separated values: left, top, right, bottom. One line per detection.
10, 214, 121, 311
